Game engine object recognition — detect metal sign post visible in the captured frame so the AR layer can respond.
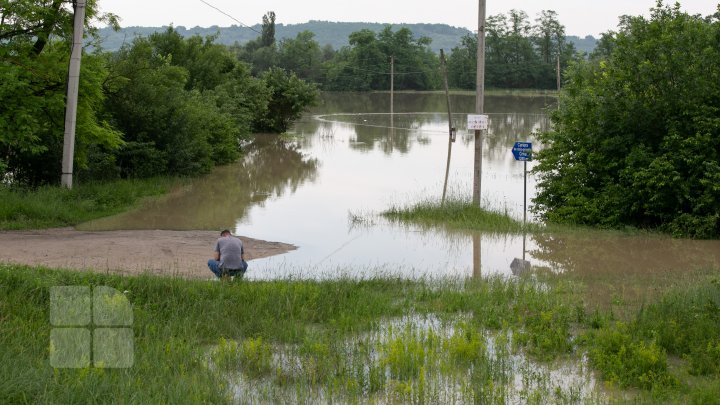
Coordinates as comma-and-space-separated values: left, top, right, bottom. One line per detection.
523, 160, 527, 223
510, 141, 533, 276
511, 142, 532, 223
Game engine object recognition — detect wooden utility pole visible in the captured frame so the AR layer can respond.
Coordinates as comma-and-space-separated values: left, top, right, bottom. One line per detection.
440, 49, 454, 205
61, 0, 86, 188
556, 54, 561, 91
473, 0, 486, 205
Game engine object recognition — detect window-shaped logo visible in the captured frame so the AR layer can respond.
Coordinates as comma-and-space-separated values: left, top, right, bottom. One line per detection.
50, 286, 134, 368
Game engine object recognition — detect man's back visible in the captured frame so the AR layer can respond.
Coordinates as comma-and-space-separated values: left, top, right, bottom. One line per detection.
215, 236, 244, 269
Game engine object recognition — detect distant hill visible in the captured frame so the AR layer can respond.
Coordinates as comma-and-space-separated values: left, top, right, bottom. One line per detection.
569, 35, 599, 55
95, 21, 596, 55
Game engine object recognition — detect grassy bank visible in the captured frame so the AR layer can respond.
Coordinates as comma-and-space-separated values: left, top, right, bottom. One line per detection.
0, 178, 184, 230
1, 264, 718, 403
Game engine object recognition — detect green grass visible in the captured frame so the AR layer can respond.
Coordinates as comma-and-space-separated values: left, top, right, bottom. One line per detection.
381, 198, 675, 248
0, 264, 580, 403
382, 198, 541, 234
0, 178, 184, 230
2, 264, 718, 403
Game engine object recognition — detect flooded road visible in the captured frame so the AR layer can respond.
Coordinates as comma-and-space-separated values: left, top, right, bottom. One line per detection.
80, 92, 720, 284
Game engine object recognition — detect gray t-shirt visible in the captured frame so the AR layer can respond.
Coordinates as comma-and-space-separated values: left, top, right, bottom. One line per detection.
214, 236, 245, 269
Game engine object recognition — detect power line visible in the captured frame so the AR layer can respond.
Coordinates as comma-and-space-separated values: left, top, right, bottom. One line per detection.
198, 0, 261, 34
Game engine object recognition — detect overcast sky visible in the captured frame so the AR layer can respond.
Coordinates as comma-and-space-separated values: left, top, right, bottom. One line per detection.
97, 0, 718, 37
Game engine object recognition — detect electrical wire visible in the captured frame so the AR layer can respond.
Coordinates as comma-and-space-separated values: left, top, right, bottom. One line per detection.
198, 0, 261, 34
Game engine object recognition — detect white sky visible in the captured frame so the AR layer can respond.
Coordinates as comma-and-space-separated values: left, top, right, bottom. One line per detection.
97, 0, 718, 37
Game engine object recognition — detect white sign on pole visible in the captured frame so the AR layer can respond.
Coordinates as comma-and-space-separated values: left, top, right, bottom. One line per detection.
467, 114, 489, 130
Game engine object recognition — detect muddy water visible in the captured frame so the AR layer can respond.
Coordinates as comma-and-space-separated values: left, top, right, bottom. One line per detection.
80, 92, 720, 284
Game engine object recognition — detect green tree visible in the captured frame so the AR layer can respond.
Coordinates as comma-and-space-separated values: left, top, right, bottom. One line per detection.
532, 10, 577, 89
105, 34, 242, 177
485, 10, 543, 88
253, 67, 318, 133
377, 26, 439, 90
323, 26, 439, 91
324, 29, 385, 91
277, 30, 323, 82
236, 12, 278, 75
0, 0, 122, 185
149, 28, 236, 92
260, 11, 276, 47
533, 2, 720, 238
533, 10, 563, 64
447, 9, 577, 90
447, 33, 477, 90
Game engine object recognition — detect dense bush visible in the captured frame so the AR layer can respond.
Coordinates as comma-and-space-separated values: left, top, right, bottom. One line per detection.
253, 67, 318, 133
1, 5, 317, 185
533, 2, 720, 238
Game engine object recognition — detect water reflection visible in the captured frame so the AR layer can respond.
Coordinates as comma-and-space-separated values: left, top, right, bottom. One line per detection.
532, 232, 720, 275
314, 92, 556, 115
81, 92, 720, 287
529, 231, 720, 308
211, 313, 599, 403
313, 111, 550, 157
79, 135, 319, 230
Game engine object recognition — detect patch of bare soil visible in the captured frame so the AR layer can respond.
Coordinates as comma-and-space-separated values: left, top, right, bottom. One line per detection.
0, 228, 295, 278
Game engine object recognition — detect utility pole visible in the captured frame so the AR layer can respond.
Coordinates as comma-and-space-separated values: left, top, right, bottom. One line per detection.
440, 49, 455, 205
390, 55, 394, 116
473, 0, 486, 206
556, 54, 561, 92
61, 0, 86, 188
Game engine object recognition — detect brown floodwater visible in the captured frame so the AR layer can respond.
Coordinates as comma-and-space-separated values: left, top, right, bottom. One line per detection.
79, 92, 720, 297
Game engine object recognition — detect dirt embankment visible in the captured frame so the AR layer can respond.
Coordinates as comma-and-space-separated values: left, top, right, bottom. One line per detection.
0, 228, 295, 278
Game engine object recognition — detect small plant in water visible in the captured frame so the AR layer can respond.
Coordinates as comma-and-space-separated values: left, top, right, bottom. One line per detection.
444, 321, 486, 366
239, 337, 274, 377
213, 337, 241, 371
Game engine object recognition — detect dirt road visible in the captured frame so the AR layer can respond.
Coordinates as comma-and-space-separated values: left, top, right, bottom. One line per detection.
0, 228, 295, 278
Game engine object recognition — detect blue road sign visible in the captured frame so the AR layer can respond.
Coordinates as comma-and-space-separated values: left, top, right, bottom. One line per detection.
512, 142, 532, 161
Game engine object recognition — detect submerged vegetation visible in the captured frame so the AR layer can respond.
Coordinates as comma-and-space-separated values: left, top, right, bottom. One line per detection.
382, 199, 540, 234
382, 199, 543, 233
1, 265, 719, 403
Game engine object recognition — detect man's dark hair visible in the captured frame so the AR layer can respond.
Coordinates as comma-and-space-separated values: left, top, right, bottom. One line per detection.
221, 229, 231, 236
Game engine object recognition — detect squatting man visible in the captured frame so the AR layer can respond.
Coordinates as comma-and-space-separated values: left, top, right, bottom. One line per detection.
207, 229, 248, 278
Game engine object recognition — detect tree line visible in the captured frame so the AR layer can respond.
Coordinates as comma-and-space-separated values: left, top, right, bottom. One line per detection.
236, 9, 580, 92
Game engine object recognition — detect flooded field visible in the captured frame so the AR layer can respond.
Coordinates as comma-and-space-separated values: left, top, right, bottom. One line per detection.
209, 313, 601, 403
79, 92, 720, 288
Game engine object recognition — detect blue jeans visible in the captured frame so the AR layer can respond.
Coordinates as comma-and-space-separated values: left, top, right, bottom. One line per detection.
208, 259, 247, 278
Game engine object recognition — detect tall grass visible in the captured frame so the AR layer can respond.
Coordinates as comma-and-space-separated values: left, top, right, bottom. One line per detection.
383, 198, 541, 234
2, 264, 718, 403
0, 264, 579, 403
0, 178, 183, 230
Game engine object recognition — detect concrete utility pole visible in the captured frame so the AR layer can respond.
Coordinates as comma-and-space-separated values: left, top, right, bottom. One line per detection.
61, 0, 86, 188
473, 0, 486, 205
